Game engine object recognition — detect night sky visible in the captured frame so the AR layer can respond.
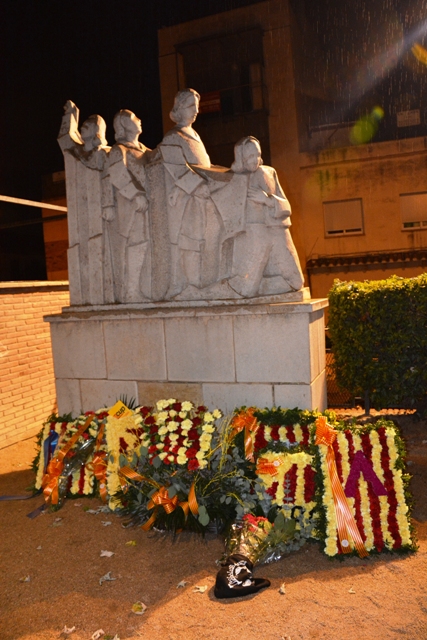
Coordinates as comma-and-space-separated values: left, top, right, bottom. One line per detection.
0, 0, 264, 280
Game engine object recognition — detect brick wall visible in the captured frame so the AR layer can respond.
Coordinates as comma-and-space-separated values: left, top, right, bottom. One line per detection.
0, 282, 70, 449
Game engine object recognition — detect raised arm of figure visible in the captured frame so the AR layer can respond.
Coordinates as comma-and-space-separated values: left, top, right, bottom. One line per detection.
58, 100, 83, 151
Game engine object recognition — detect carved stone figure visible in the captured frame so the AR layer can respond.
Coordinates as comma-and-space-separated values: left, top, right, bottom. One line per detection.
59, 93, 304, 306
227, 136, 304, 297
102, 110, 151, 302
58, 100, 110, 305
156, 89, 224, 299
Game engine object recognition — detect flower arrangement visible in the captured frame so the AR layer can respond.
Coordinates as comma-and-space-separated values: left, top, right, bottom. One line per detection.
314, 417, 416, 557
224, 511, 306, 565
32, 402, 415, 560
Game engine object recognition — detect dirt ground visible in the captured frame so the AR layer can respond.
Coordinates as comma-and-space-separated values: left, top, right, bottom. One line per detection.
0, 409, 426, 640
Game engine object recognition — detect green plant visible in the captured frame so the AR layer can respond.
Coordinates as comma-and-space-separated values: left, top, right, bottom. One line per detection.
328, 274, 427, 410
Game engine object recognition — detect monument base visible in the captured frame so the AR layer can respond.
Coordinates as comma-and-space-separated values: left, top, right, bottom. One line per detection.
46, 292, 328, 415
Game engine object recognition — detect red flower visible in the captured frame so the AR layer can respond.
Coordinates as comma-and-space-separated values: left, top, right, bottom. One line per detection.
163, 457, 171, 465
254, 427, 268, 451
82, 432, 90, 440
187, 458, 199, 471
148, 445, 157, 454
145, 416, 156, 426
270, 425, 280, 441
140, 406, 152, 417
187, 429, 199, 441
173, 402, 182, 412
185, 447, 198, 459
192, 417, 202, 427
197, 405, 207, 412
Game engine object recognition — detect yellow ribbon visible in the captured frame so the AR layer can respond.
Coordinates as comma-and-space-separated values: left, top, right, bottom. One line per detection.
230, 408, 259, 461
315, 416, 368, 558
86, 422, 108, 502
41, 413, 95, 505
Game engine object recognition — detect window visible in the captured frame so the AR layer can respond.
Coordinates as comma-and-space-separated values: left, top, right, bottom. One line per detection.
323, 199, 364, 237
400, 192, 427, 230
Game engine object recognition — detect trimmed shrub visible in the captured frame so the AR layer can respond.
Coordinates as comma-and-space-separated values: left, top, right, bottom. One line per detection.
328, 274, 427, 410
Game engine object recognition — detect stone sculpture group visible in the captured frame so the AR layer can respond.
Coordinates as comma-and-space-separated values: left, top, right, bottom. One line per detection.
59, 89, 304, 305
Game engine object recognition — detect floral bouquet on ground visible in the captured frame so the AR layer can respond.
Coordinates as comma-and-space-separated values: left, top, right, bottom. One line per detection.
214, 510, 303, 599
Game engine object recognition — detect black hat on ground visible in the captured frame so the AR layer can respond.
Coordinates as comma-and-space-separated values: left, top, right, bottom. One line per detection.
214, 554, 271, 599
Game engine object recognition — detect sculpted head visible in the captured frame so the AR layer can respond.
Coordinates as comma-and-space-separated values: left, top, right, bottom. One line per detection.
80, 115, 107, 150
231, 136, 263, 174
113, 109, 142, 144
169, 89, 200, 127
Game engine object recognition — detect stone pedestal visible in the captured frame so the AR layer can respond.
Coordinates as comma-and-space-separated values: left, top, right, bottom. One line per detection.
46, 292, 328, 415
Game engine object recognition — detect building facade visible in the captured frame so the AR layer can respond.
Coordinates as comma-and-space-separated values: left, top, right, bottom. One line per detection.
157, 0, 427, 298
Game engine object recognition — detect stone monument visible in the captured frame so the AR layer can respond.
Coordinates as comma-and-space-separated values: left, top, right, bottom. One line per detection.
47, 91, 327, 414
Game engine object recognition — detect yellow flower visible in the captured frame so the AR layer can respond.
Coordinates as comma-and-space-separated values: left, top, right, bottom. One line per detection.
202, 424, 215, 433
204, 412, 214, 423
181, 419, 192, 429
213, 409, 222, 419
169, 410, 177, 417
158, 452, 167, 460
158, 426, 168, 436
156, 411, 168, 424
182, 401, 193, 412
156, 443, 165, 450
168, 421, 178, 432
177, 456, 187, 465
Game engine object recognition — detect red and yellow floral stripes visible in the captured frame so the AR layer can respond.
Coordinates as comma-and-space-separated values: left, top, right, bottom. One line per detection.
255, 451, 316, 522
319, 426, 412, 556
253, 422, 311, 454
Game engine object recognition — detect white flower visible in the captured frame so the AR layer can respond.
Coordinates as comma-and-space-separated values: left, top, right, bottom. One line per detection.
156, 400, 169, 411
182, 401, 193, 412
156, 411, 168, 424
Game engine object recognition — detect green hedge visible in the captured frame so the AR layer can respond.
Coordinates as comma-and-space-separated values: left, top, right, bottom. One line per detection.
328, 274, 427, 410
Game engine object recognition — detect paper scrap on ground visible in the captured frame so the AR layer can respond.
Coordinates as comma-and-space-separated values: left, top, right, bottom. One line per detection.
193, 585, 207, 593
73, 502, 82, 507
101, 521, 112, 526
349, 587, 356, 594
36, 545, 42, 550
91, 630, 105, 640
100, 550, 114, 557
177, 580, 189, 588
61, 626, 76, 635
125, 540, 137, 546
279, 582, 286, 594
19, 575, 30, 582
131, 601, 147, 615
99, 572, 116, 586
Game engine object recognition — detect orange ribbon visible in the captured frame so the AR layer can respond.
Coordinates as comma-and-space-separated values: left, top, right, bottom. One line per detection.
230, 408, 259, 461
87, 422, 108, 501
41, 414, 95, 505
118, 466, 199, 531
315, 417, 368, 558
256, 456, 284, 477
